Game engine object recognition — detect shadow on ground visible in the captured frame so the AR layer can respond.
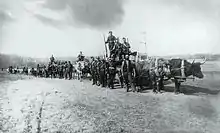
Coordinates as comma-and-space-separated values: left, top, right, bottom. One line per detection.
137, 79, 220, 96
162, 85, 220, 96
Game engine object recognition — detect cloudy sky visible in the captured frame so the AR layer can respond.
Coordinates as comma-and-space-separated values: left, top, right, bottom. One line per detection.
0, 0, 220, 58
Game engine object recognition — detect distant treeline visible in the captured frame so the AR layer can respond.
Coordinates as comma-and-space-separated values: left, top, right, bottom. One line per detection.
0, 54, 43, 68
162, 54, 220, 61
0, 54, 78, 69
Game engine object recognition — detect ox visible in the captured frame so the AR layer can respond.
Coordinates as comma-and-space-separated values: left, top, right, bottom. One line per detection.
133, 60, 158, 92
167, 58, 206, 93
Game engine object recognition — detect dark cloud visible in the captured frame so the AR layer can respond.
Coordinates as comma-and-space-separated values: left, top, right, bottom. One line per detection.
38, 0, 125, 29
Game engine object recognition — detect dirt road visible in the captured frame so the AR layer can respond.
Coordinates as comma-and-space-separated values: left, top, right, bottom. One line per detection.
0, 74, 220, 133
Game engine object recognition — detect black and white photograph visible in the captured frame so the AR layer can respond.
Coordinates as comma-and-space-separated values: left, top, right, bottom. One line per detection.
0, 0, 220, 132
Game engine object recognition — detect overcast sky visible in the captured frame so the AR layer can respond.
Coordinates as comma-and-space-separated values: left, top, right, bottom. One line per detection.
0, 0, 220, 58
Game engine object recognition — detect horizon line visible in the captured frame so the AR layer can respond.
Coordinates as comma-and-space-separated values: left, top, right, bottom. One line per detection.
1, 52, 220, 59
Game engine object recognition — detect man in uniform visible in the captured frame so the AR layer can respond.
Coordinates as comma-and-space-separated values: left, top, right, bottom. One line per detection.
107, 57, 116, 89
77, 51, 85, 61
64, 61, 68, 79
115, 37, 124, 60
57, 61, 62, 79
121, 55, 136, 92
100, 58, 107, 87
90, 57, 97, 85
77, 62, 83, 81
96, 57, 102, 86
37, 64, 40, 77
105, 31, 116, 58
25, 67, 29, 75
30, 68, 35, 76
67, 61, 73, 80
149, 68, 157, 93
122, 37, 131, 57
42, 65, 48, 78
155, 65, 165, 93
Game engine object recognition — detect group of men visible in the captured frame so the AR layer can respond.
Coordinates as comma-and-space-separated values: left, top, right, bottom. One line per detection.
89, 54, 136, 91
33, 55, 74, 79
105, 31, 131, 60
88, 31, 136, 91
89, 31, 167, 92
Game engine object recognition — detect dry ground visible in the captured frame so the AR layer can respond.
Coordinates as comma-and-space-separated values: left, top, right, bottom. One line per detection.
0, 61, 220, 133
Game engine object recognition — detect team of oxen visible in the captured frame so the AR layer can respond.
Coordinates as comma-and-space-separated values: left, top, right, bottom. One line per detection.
6, 55, 206, 94
134, 57, 206, 93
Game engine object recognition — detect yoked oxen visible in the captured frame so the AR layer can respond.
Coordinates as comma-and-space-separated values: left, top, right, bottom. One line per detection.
133, 57, 171, 93
167, 57, 206, 93
133, 60, 157, 92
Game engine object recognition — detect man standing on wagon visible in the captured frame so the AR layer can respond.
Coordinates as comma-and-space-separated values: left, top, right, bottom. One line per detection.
105, 31, 117, 59
122, 37, 131, 57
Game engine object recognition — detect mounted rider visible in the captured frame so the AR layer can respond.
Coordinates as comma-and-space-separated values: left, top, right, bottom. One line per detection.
105, 31, 117, 59
77, 51, 85, 62
50, 55, 55, 63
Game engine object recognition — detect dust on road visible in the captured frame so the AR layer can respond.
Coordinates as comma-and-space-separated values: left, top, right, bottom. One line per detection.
0, 76, 220, 133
